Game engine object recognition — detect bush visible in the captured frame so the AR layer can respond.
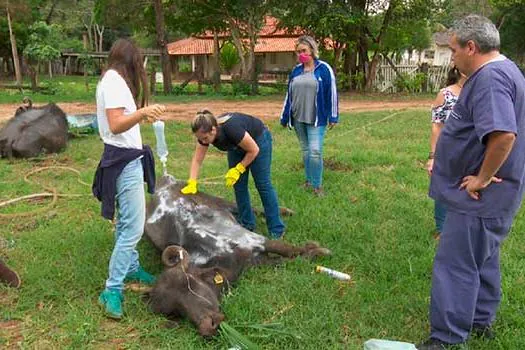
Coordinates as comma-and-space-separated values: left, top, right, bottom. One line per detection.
337, 72, 350, 91
179, 60, 192, 73
351, 72, 365, 91
221, 42, 240, 74
231, 78, 251, 96
394, 72, 427, 93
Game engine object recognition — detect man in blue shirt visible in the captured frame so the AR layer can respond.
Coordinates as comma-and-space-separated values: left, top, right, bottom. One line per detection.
418, 15, 525, 349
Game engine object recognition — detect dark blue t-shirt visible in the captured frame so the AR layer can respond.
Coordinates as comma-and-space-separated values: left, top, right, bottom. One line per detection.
198, 112, 265, 151
430, 56, 525, 218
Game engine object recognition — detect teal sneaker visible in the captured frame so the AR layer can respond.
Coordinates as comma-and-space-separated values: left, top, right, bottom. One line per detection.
124, 266, 156, 285
98, 289, 123, 319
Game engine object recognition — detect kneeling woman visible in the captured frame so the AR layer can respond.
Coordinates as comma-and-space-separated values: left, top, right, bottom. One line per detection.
181, 110, 285, 239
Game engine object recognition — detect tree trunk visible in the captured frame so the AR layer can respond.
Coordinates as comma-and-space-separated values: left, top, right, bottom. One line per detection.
45, 0, 59, 24
212, 31, 221, 93
93, 27, 98, 52
97, 25, 105, 52
365, 0, 397, 91
48, 61, 53, 79
27, 62, 38, 91
229, 24, 247, 79
332, 42, 345, 76
150, 66, 156, 95
84, 23, 93, 51
6, 8, 22, 86
357, 30, 369, 91
84, 68, 89, 92
247, 26, 258, 95
153, 0, 172, 94
343, 46, 354, 91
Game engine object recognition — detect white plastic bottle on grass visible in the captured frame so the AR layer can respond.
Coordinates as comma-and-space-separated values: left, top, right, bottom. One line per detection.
153, 120, 168, 173
315, 265, 351, 281
363, 339, 417, 350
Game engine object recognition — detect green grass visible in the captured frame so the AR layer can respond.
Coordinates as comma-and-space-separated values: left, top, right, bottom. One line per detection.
2, 107, 525, 349
0, 75, 435, 105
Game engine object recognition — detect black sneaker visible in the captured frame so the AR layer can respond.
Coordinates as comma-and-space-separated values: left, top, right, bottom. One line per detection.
416, 338, 451, 350
472, 325, 496, 339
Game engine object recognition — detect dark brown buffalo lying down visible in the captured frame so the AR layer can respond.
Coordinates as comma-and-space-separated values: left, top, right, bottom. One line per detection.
0, 100, 68, 158
144, 175, 331, 336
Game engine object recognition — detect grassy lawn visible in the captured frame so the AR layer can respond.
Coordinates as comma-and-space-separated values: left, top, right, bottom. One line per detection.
0, 75, 435, 105
1, 107, 525, 349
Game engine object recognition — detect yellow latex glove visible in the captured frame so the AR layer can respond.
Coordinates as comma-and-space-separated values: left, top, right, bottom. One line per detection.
225, 163, 246, 188
181, 179, 198, 194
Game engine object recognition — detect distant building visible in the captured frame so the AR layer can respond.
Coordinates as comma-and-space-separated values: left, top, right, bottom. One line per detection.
166, 16, 303, 80
402, 32, 452, 66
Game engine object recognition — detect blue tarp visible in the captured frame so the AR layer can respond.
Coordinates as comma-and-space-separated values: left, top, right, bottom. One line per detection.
66, 113, 98, 132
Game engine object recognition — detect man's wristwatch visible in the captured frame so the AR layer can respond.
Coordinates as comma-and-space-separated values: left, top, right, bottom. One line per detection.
428, 152, 435, 160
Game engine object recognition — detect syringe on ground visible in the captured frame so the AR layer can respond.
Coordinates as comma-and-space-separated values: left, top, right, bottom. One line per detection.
153, 120, 168, 175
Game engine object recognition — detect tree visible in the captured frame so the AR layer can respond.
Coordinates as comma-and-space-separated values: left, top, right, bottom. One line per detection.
167, 0, 227, 92
491, 0, 525, 66
153, 0, 172, 94
220, 41, 240, 74
23, 21, 62, 90
6, 6, 21, 85
0, 0, 36, 85
274, 0, 440, 91
172, 0, 273, 94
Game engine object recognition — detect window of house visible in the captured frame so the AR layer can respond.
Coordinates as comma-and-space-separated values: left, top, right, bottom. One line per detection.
424, 50, 435, 59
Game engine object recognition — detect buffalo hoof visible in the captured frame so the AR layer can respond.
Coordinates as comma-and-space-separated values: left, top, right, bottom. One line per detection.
0, 260, 21, 288
304, 241, 332, 257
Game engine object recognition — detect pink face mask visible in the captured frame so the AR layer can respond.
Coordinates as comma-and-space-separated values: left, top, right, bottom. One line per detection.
298, 53, 311, 64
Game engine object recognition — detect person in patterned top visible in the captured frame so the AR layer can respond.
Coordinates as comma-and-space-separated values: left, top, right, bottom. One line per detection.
426, 66, 466, 238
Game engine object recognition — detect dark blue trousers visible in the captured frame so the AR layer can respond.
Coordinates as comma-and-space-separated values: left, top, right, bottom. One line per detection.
227, 129, 285, 237
434, 200, 447, 233
430, 210, 513, 343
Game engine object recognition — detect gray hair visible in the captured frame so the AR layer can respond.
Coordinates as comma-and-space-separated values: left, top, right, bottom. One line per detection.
296, 35, 319, 58
191, 109, 216, 133
450, 15, 500, 53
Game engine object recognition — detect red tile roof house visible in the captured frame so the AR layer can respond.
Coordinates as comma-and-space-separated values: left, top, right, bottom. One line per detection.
166, 17, 303, 82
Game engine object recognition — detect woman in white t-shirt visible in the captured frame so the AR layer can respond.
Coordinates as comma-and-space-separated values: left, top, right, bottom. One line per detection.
94, 38, 166, 319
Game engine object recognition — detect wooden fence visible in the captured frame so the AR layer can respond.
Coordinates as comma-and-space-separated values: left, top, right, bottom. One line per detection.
372, 64, 450, 93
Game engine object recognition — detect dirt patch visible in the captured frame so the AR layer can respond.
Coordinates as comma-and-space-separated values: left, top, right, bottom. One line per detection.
0, 320, 23, 348
290, 158, 352, 172
0, 97, 432, 124
324, 158, 352, 172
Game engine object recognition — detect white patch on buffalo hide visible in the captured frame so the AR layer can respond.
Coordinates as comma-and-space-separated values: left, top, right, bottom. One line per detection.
146, 187, 179, 224
147, 185, 267, 265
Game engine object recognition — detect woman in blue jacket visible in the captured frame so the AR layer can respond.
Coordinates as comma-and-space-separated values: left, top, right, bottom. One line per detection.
280, 35, 339, 196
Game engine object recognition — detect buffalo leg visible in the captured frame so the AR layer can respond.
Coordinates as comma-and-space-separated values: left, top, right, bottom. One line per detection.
263, 240, 331, 259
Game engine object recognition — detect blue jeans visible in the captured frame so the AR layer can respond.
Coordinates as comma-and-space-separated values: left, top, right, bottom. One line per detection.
227, 129, 285, 237
434, 200, 447, 233
294, 121, 327, 189
105, 158, 145, 292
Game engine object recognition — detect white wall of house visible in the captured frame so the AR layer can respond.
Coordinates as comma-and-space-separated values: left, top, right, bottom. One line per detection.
421, 44, 451, 66
173, 52, 297, 79
260, 52, 297, 72
401, 45, 451, 66
433, 47, 452, 66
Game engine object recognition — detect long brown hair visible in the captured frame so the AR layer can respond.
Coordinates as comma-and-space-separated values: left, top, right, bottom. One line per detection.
445, 66, 461, 86
105, 38, 148, 108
